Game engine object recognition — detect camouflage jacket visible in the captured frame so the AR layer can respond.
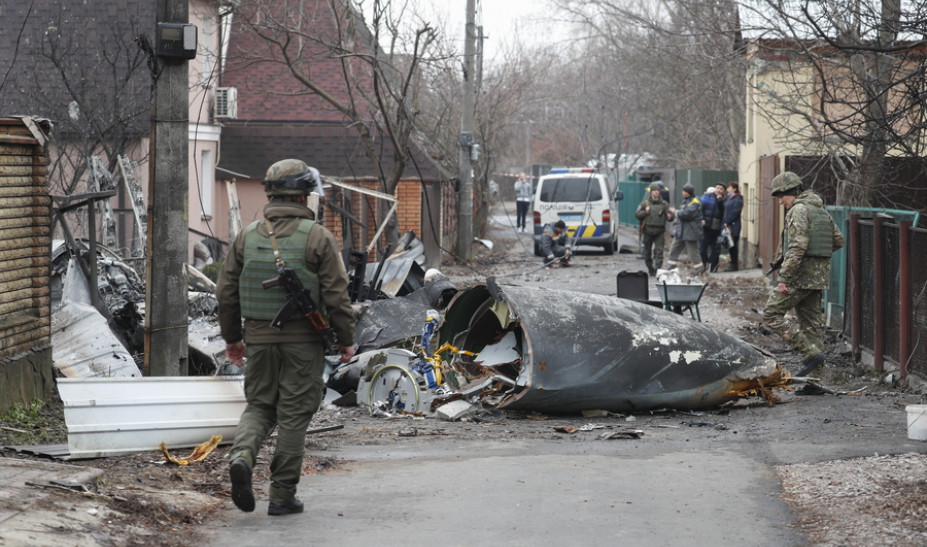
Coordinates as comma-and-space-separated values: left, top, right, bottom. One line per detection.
777, 190, 845, 290
635, 196, 674, 232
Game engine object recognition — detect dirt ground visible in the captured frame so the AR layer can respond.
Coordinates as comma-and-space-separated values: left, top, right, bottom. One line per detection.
2, 205, 926, 546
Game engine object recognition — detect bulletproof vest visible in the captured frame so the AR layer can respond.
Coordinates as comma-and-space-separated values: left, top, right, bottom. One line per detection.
784, 204, 834, 258
240, 219, 321, 320
645, 200, 669, 228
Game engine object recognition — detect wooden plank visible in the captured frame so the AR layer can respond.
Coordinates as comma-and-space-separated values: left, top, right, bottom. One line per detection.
0, 256, 50, 272
0, 292, 50, 315
0, 267, 50, 284
0, 235, 50, 252
0, 180, 50, 193
0, 214, 49, 230
0, 144, 36, 156
0, 196, 44, 209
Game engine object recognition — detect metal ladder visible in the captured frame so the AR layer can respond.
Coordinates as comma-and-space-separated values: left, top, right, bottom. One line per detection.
117, 154, 147, 258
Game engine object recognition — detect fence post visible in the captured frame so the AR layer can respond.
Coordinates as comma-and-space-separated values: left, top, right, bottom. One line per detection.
873, 216, 884, 372
899, 220, 912, 379
850, 214, 861, 361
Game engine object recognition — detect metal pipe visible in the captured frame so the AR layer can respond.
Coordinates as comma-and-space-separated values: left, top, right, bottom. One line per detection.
899, 220, 912, 378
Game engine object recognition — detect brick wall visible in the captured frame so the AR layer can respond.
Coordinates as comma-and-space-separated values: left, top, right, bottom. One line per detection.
320, 179, 427, 262
0, 118, 54, 412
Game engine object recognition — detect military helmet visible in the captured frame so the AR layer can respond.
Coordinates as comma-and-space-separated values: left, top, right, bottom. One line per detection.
682, 183, 695, 195
771, 171, 803, 197
263, 159, 318, 196
649, 182, 664, 192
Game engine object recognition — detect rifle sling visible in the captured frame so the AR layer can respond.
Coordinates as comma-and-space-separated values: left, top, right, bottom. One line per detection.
265, 219, 286, 268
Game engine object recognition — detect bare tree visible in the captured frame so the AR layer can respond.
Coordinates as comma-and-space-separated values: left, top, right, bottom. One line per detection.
553, 0, 747, 170
229, 0, 444, 245
739, 0, 927, 207
0, 2, 152, 197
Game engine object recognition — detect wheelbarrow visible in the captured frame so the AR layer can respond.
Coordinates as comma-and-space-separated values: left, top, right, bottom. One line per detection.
657, 282, 707, 321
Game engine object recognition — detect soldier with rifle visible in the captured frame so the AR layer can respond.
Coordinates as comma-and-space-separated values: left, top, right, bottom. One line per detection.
762, 171, 844, 377
217, 159, 355, 516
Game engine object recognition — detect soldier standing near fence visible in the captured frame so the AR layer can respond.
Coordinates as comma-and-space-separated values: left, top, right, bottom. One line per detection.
762, 171, 844, 377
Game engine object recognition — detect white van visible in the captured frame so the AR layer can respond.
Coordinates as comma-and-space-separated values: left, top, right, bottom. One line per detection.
532, 168, 623, 255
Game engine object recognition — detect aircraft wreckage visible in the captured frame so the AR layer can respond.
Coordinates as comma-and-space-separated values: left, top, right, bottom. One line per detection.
340, 281, 790, 415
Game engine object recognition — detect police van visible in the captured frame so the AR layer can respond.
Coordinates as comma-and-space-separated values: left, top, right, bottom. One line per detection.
533, 167, 623, 255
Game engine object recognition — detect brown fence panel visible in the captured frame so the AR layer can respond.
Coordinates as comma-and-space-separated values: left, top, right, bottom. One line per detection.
909, 227, 927, 377
859, 221, 875, 351
758, 155, 779, 271
882, 224, 901, 362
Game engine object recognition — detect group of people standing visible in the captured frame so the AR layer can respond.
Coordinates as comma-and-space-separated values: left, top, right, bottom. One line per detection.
636, 181, 743, 277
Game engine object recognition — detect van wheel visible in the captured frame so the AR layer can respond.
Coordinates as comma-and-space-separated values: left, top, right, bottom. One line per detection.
603, 240, 615, 255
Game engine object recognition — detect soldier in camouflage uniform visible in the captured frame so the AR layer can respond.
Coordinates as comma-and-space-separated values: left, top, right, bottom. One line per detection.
762, 171, 844, 376
218, 159, 355, 516
635, 182, 675, 276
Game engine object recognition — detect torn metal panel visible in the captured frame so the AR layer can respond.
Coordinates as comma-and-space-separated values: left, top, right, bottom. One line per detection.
51, 300, 141, 378
57, 376, 245, 459
363, 231, 427, 297
352, 275, 457, 354
51, 257, 141, 378
438, 283, 788, 413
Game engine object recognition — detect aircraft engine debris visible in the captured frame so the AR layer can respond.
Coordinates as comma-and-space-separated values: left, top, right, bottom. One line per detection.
338, 282, 791, 416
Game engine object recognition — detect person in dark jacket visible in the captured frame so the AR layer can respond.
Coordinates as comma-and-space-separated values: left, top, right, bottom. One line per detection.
699, 184, 726, 272
218, 159, 356, 517
539, 219, 572, 267
666, 184, 705, 274
723, 181, 744, 271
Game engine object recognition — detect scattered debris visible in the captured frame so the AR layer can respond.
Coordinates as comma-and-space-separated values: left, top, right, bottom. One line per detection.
159, 435, 223, 465
435, 400, 474, 421
598, 430, 644, 440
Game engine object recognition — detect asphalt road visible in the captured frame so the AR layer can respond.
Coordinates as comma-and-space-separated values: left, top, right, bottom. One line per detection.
204, 208, 923, 546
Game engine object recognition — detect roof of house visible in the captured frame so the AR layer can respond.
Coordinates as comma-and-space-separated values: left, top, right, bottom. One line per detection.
0, 0, 153, 132
217, 121, 447, 182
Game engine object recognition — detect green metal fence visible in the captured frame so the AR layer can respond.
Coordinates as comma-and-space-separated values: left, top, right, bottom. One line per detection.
617, 181, 650, 227
825, 206, 920, 327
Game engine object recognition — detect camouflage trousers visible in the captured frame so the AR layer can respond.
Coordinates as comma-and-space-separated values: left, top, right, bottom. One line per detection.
229, 341, 325, 505
762, 287, 823, 359
641, 229, 666, 270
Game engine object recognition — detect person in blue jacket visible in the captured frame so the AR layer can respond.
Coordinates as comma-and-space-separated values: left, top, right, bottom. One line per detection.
723, 181, 744, 271
699, 184, 726, 273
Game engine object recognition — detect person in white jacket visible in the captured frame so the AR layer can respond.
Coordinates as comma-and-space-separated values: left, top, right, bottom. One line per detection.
514, 173, 532, 232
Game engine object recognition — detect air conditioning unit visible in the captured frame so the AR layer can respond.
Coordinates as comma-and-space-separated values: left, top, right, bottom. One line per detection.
215, 87, 238, 119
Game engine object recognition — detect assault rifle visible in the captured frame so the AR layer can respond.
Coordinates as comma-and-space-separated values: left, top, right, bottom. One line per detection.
263, 267, 336, 347
764, 256, 784, 277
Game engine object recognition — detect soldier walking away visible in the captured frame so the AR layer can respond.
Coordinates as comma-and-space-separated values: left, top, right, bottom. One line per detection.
665, 184, 705, 274
540, 219, 572, 268
635, 182, 675, 276
762, 171, 844, 377
514, 172, 532, 232
723, 181, 744, 271
217, 159, 356, 516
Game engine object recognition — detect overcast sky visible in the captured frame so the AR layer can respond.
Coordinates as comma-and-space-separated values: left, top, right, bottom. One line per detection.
429, 0, 560, 62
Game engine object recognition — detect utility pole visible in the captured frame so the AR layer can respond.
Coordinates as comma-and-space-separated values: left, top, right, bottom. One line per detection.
456, 0, 476, 260
145, 0, 191, 376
